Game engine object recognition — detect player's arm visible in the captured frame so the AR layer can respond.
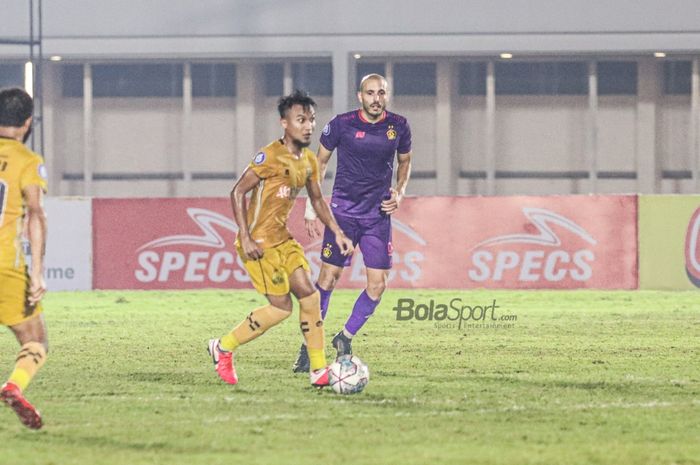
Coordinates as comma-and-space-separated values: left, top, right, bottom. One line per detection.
381, 151, 412, 215
304, 144, 334, 236
305, 176, 353, 256
230, 167, 264, 260
23, 184, 47, 305
315, 143, 333, 182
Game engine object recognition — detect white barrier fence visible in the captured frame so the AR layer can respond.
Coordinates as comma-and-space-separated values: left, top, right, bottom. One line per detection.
42, 198, 92, 291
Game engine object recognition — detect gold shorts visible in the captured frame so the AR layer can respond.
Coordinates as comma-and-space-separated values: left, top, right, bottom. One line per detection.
238, 239, 310, 296
0, 267, 43, 327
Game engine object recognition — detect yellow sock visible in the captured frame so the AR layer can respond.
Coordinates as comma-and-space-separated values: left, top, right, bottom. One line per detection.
299, 291, 326, 371
220, 333, 240, 352
220, 304, 290, 351
8, 342, 47, 392
307, 348, 326, 372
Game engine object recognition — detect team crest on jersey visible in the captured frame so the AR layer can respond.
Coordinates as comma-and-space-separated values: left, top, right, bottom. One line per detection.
38, 164, 48, 180
386, 126, 397, 140
322, 123, 331, 136
322, 243, 333, 258
253, 152, 266, 165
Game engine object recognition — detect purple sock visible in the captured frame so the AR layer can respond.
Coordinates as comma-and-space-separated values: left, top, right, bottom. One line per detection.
316, 283, 332, 320
344, 290, 380, 336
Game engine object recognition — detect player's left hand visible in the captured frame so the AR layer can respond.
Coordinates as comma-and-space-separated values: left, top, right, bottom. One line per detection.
28, 273, 47, 306
336, 232, 354, 256
380, 188, 402, 215
305, 218, 320, 239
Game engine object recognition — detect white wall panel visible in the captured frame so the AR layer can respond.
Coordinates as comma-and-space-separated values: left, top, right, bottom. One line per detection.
454, 96, 487, 173
597, 98, 637, 172
92, 99, 182, 172
391, 96, 436, 173
658, 97, 692, 171
495, 96, 588, 171
191, 99, 236, 173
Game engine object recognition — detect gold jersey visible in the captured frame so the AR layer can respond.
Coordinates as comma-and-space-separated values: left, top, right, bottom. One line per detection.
239, 140, 319, 249
0, 138, 48, 269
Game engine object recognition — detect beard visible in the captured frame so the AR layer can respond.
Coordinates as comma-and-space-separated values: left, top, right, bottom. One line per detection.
22, 123, 33, 144
291, 136, 311, 149
363, 101, 384, 116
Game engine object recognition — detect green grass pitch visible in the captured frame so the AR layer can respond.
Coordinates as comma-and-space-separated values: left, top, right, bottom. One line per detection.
1, 290, 698, 465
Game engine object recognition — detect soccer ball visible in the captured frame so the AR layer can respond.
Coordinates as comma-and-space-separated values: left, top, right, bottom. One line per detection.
328, 355, 369, 394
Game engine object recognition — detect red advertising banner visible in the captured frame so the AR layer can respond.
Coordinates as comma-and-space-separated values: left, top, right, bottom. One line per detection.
93, 195, 638, 290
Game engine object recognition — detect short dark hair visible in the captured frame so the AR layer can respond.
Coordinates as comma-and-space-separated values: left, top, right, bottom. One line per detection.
0, 87, 33, 127
277, 89, 316, 118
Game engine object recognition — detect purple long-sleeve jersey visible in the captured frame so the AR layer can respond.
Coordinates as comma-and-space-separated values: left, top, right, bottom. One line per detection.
319, 110, 412, 219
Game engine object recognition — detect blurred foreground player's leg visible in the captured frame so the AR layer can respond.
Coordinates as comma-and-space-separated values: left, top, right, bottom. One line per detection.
1, 87, 50, 429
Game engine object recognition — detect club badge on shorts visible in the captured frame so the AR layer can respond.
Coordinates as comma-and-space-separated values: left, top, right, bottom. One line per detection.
323, 243, 333, 258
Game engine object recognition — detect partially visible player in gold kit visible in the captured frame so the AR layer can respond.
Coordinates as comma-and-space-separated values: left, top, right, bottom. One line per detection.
0, 88, 49, 429
208, 90, 353, 387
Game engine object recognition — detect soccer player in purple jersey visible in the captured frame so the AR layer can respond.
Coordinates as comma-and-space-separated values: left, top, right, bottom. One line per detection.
293, 74, 412, 372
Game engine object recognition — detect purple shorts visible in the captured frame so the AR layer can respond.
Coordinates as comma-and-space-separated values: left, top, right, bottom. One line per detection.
321, 214, 393, 269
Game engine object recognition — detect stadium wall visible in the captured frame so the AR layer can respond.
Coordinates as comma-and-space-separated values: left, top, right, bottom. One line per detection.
39, 195, 699, 291
4, 2, 700, 199
4, 1, 700, 56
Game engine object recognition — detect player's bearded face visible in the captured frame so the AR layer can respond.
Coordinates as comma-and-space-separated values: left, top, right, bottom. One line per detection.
359, 79, 388, 118
283, 104, 316, 148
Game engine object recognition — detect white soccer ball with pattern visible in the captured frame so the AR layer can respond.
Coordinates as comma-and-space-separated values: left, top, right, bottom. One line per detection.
328, 355, 369, 394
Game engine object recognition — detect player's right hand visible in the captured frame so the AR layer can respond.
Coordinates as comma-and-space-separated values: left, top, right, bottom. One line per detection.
241, 236, 264, 260
305, 218, 320, 239
336, 233, 354, 256
28, 273, 47, 306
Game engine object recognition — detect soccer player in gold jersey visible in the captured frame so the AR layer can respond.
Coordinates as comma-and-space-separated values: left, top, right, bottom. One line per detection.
0, 88, 49, 429
208, 90, 353, 387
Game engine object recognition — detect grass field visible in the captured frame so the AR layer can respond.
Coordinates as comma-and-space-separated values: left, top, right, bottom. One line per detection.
1, 289, 698, 465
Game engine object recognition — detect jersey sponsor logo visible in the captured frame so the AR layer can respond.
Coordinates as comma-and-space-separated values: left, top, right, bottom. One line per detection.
322, 123, 331, 136
386, 126, 397, 140
468, 208, 597, 284
276, 185, 291, 199
355, 131, 366, 139
38, 164, 48, 180
253, 152, 266, 165
685, 207, 700, 287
